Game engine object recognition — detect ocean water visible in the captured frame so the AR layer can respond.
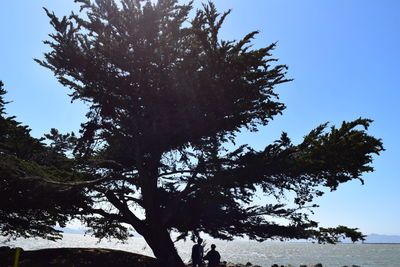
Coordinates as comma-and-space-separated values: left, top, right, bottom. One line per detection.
1, 234, 400, 267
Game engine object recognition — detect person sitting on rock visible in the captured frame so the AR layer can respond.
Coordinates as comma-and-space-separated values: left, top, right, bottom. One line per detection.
203, 244, 221, 267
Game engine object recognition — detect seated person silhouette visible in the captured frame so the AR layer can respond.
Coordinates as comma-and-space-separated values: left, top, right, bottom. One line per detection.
203, 244, 220, 267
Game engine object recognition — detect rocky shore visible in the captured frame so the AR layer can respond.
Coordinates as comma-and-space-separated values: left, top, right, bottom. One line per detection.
0, 247, 362, 267
193, 262, 361, 267
217, 263, 361, 267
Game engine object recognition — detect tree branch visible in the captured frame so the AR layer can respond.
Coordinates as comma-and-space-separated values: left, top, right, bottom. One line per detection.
104, 191, 145, 234
21, 175, 127, 188
158, 169, 216, 178
84, 208, 128, 223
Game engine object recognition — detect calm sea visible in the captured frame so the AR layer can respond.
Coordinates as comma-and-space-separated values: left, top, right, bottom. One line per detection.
1, 234, 400, 267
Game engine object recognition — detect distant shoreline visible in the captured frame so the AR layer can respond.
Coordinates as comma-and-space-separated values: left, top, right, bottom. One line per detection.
360, 242, 400, 245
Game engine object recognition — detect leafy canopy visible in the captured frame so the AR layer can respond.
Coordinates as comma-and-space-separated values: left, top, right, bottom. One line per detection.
33, 0, 384, 246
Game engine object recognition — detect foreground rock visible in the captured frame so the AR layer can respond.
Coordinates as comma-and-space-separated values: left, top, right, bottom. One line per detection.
0, 247, 159, 267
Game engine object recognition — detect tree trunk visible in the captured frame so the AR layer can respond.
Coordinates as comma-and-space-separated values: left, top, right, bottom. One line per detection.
136, 155, 185, 266
142, 225, 186, 267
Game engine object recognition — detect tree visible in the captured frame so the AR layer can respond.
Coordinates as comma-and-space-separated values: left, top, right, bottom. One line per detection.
0, 81, 91, 241
35, 0, 383, 266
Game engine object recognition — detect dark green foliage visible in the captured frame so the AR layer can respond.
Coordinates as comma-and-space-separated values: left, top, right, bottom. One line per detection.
33, 0, 383, 265
162, 119, 382, 242
37, 0, 289, 156
0, 81, 7, 114
0, 82, 91, 241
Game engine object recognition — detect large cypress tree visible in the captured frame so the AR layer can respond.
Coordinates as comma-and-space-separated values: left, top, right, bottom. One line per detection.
35, 0, 383, 265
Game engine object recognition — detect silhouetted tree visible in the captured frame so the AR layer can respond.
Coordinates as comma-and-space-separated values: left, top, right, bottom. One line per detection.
0, 81, 91, 240
35, 0, 383, 266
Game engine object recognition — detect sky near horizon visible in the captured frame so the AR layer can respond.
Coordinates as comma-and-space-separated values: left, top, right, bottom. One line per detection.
0, 0, 399, 236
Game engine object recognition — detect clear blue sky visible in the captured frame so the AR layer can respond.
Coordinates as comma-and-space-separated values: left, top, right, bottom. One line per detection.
0, 0, 399, 235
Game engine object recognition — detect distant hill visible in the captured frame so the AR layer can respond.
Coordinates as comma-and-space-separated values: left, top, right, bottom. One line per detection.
364, 234, 400, 243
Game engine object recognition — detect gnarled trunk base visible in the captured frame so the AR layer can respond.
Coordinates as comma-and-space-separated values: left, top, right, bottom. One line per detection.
142, 226, 186, 267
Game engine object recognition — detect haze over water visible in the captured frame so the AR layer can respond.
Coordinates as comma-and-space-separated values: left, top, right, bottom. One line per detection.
2, 234, 399, 267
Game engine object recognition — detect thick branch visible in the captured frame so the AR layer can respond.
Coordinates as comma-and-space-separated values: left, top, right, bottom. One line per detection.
104, 191, 145, 234
125, 196, 145, 207
84, 208, 128, 223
